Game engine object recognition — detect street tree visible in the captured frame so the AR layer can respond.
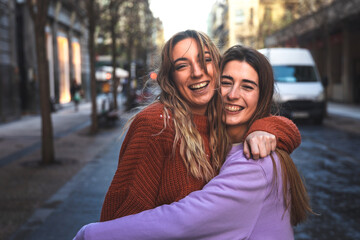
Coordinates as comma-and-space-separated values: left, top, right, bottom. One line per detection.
121, 0, 154, 98
103, 0, 127, 110
26, 0, 55, 164
82, 0, 101, 134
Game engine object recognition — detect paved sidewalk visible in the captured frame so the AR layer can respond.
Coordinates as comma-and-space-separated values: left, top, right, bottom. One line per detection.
11, 135, 124, 240
0, 101, 131, 240
324, 102, 360, 135
327, 102, 360, 120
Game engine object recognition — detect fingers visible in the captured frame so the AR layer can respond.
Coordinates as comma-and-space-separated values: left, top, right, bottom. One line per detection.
248, 138, 260, 160
243, 141, 250, 159
271, 136, 277, 152
245, 131, 277, 160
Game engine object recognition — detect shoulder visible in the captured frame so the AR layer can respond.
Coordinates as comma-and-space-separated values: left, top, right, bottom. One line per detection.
249, 152, 280, 185
133, 102, 164, 124
223, 145, 267, 177
224, 144, 277, 179
129, 102, 174, 135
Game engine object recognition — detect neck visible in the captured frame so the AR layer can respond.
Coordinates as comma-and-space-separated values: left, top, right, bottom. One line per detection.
189, 104, 207, 116
226, 125, 248, 144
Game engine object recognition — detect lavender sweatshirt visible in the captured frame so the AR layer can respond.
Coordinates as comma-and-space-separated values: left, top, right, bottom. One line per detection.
74, 144, 293, 240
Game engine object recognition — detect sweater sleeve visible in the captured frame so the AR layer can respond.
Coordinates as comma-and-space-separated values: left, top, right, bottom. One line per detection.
245, 115, 301, 153
74, 151, 268, 240
100, 111, 170, 221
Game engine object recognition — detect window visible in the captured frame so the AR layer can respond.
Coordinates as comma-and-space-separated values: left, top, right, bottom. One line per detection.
235, 9, 245, 24
273, 66, 318, 83
249, 8, 254, 26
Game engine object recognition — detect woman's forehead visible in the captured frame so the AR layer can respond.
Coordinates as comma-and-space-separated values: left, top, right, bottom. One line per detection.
172, 38, 209, 59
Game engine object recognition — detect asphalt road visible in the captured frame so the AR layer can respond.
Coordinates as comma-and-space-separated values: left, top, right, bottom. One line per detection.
293, 122, 360, 240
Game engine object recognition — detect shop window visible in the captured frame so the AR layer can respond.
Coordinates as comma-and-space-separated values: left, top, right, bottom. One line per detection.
72, 41, 82, 85
235, 9, 245, 24
57, 36, 70, 104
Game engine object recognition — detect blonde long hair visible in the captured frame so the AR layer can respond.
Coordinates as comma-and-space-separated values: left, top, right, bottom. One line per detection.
156, 30, 226, 181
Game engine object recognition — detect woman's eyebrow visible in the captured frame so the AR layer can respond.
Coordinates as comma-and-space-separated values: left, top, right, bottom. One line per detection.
221, 75, 233, 80
174, 51, 210, 64
173, 57, 187, 64
243, 79, 258, 86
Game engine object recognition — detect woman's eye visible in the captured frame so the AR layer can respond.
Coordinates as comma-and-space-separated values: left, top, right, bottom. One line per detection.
243, 85, 254, 90
221, 81, 232, 86
175, 64, 187, 70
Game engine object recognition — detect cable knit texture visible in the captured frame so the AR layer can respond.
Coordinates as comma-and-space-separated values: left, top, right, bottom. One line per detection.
100, 103, 301, 221
100, 102, 210, 221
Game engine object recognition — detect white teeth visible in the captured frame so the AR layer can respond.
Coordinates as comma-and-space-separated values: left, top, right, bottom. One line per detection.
225, 105, 242, 112
189, 82, 208, 90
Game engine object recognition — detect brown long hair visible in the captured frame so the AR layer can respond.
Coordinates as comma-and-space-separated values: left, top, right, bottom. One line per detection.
219, 45, 313, 225
156, 30, 225, 181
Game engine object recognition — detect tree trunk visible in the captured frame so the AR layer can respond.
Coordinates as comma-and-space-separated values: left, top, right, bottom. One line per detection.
88, 0, 98, 134
111, 20, 118, 110
28, 0, 55, 164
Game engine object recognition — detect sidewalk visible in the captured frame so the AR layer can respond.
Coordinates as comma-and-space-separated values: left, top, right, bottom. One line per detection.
0, 101, 131, 240
327, 102, 360, 120
11, 134, 124, 240
324, 102, 360, 135
1, 100, 360, 240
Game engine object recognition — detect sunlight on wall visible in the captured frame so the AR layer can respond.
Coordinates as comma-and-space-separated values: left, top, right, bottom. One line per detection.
57, 36, 70, 104
72, 41, 82, 85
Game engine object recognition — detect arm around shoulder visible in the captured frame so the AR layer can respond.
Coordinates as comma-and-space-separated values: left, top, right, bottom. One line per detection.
246, 115, 301, 153
77, 152, 268, 240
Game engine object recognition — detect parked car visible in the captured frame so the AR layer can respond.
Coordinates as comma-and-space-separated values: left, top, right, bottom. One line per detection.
259, 48, 327, 124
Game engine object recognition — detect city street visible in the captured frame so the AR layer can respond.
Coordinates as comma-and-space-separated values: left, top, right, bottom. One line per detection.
1, 102, 359, 240
293, 122, 360, 240
1, 0, 359, 239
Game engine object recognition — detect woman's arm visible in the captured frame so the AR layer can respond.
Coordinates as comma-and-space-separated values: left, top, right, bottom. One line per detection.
100, 109, 170, 221
74, 148, 268, 240
245, 115, 301, 156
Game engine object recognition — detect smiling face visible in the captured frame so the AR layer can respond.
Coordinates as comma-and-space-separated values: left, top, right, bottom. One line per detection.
221, 60, 260, 142
171, 38, 216, 115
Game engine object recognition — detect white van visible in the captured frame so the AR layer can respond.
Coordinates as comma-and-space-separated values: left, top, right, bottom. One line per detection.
258, 48, 326, 124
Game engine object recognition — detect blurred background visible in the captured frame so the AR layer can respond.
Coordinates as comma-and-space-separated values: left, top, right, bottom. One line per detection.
0, 0, 359, 239
1, 0, 359, 124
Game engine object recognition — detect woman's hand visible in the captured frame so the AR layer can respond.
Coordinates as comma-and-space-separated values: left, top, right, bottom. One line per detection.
244, 131, 276, 160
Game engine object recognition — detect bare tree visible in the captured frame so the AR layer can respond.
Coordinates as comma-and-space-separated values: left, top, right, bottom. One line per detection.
105, 0, 126, 110
83, 0, 100, 134
26, 0, 54, 164
122, 0, 153, 97
97, 0, 155, 111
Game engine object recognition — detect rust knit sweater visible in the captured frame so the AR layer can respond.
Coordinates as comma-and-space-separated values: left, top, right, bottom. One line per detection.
100, 102, 301, 221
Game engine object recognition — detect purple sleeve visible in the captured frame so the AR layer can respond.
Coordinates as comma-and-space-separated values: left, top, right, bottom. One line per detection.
73, 152, 268, 240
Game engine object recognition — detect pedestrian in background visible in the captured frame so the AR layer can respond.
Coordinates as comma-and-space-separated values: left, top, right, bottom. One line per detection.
70, 79, 82, 111
73, 44, 310, 240
97, 30, 301, 223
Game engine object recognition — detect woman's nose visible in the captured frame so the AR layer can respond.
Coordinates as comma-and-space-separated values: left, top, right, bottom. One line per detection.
227, 87, 241, 100
191, 62, 203, 78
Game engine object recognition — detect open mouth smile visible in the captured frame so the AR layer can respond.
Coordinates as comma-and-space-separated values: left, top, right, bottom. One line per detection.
189, 81, 210, 90
225, 104, 244, 112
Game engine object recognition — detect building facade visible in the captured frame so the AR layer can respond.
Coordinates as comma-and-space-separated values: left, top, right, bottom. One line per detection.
208, 0, 299, 52
265, 0, 360, 104
0, 0, 90, 122
0, 0, 20, 122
